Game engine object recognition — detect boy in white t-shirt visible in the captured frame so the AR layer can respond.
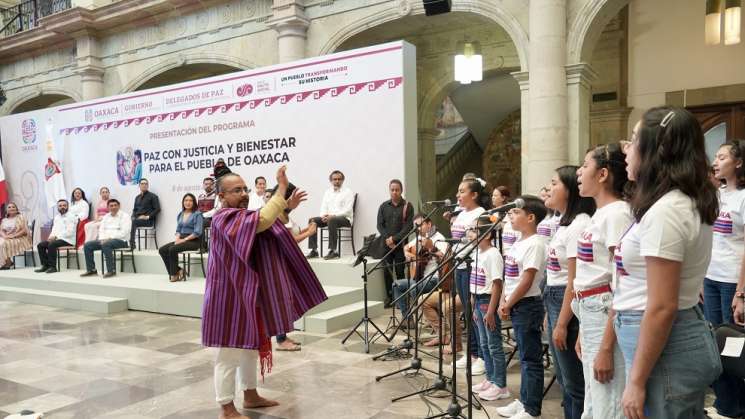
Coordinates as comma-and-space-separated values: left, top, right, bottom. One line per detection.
468, 221, 509, 401
497, 196, 548, 419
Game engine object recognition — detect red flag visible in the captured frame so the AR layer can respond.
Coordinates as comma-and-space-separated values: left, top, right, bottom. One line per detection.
0, 159, 8, 206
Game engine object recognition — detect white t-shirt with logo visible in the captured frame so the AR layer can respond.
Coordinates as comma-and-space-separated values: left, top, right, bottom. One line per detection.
538, 214, 561, 239
501, 219, 522, 255
547, 213, 592, 287
503, 234, 547, 301
706, 188, 745, 283
451, 206, 485, 269
574, 200, 633, 291
470, 246, 504, 294
613, 190, 713, 311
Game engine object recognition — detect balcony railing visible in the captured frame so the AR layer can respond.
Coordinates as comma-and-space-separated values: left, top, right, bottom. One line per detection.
1, 0, 71, 37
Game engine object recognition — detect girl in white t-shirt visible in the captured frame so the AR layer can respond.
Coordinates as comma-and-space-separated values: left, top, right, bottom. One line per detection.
705, 141, 745, 419
573, 142, 632, 419
544, 165, 596, 419
451, 178, 487, 373
613, 107, 722, 419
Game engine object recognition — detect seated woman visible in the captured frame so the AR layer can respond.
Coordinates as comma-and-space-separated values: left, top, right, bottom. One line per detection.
158, 193, 204, 282
70, 187, 90, 248
84, 186, 111, 242
0, 203, 32, 269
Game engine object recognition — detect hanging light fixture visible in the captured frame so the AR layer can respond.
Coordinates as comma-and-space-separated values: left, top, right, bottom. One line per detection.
725, 0, 741, 45
454, 40, 482, 84
706, 0, 722, 45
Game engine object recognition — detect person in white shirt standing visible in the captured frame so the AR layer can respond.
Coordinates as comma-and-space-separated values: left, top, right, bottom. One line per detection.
247, 176, 268, 211
306, 170, 354, 260
80, 199, 132, 278
704, 140, 745, 419
573, 142, 632, 419
544, 165, 596, 419
35, 199, 77, 274
614, 107, 722, 419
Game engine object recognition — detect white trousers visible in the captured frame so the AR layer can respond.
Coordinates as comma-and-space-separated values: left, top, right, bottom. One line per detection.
214, 347, 258, 405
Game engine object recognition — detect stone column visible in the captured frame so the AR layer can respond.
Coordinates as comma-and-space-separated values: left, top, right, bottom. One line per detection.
511, 71, 530, 191
525, 0, 568, 194
269, 1, 310, 64
566, 63, 598, 165
418, 128, 439, 202
74, 33, 104, 100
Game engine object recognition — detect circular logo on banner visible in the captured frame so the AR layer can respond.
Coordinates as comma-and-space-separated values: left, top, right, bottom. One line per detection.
21, 119, 36, 144
236, 83, 254, 97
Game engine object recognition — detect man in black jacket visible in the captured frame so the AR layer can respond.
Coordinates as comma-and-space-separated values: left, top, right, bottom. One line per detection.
377, 179, 414, 307
130, 178, 161, 249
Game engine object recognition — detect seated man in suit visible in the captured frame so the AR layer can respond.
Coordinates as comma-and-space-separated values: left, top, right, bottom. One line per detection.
80, 199, 132, 278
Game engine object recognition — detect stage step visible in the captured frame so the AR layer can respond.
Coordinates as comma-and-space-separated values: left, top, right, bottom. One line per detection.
304, 300, 386, 334
0, 285, 128, 314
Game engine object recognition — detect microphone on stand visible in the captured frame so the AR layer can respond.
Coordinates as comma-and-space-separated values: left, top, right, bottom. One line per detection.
484, 198, 525, 215
425, 198, 452, 206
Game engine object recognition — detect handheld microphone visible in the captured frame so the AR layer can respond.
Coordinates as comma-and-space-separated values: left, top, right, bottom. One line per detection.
426, 198, 452, 206
485, 198, 525, 215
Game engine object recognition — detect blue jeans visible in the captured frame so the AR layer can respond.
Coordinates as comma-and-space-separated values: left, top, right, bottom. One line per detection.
615, 306, 723, 419
703, 278, 745, 417
511, 297, 545, 416
474, 293, 506, 387
544, 286, 584, 419
393, 276, 438, 315
83, 239, 128, 273
455, 268, 480, 358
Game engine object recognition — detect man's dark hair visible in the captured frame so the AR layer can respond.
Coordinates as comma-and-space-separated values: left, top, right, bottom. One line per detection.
413, 213, 432, 223
139, 178, 149, 184
203, 177, 215, 183
389, 179, 403, 189
255, 176, 266, 185
518, 195, 548, 225
329, 170, 345, 181
217, 172, 242, 192
107, 198, 120, 206
57, 199, 68, 204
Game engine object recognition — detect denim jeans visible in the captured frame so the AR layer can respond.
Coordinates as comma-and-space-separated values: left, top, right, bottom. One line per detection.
393, 276, 438, 315
511, 297, 545, 416
571, 291, 625, 419
83, 239, 128, 273
615, 306, 723, 419
474, 293, 506, 387
544, 286, 585, 419
455, 268, 480, 358
702, 278, 745, 418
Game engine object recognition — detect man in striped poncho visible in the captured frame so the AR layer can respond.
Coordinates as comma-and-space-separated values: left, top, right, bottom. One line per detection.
202, 166, 327, 419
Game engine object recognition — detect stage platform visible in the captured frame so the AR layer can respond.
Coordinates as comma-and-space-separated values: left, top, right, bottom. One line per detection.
0, 249, 388, 334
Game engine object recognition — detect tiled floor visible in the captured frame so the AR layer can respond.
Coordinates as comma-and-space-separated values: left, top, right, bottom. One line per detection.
0, 300, 566, 418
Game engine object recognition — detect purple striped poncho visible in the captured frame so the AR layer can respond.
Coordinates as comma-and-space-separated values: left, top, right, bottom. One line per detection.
202, 207, 327, 352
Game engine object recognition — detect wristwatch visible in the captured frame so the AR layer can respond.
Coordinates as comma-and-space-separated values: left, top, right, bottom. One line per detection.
736, 291, 745, 299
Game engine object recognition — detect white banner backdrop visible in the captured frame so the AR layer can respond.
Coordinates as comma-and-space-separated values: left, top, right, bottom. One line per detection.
0, 41, 419, 250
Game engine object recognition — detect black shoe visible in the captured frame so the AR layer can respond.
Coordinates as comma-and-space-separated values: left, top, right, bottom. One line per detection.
103, 272, 116, 278
306, 250, 319, 259
384, 297, 393, 308
80, 271, 98, 277
45, 267, 58, 274
35, 266, 49, 273
323, 251, 339, 260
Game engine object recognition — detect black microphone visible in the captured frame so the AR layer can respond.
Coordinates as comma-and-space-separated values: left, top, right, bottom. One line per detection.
426, 198, 452, 206
443, 203, 459, 211
485, 198, 525, 215
437, 238, 466, 245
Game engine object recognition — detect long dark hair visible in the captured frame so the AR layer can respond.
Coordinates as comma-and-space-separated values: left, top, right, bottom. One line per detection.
461, 178, 492, 210
630, 106, 718, 224
589, 142, 630, 200
71, 187, 88, 203
720, 140, 745, 189
182, 193, 198, 212
556, 165, 596, 226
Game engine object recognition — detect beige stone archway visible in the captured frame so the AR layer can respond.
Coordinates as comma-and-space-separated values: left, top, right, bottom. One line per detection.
119, 53, 256, 94
567, 0, 630, 63
2, 88, 81, 115
318, 0, 530, 72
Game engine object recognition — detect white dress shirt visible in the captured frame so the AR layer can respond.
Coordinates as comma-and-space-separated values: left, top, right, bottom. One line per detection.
99, 211, 132, 243
50, 212, 77, 245
247, 191, 266, 211
320, 187, 355, 224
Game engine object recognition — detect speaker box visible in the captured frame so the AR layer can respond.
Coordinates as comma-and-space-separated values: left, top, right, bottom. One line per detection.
423, 0, 451, 16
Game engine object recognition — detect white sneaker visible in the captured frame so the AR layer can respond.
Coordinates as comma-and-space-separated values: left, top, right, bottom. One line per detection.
508, 411, 540, 419
471, 379, 491, 393
455, 354, 470, 369
470, 357, 485, 375
705, 407, 738, 419
496, 399, 524, 418
478, 383, 511, 401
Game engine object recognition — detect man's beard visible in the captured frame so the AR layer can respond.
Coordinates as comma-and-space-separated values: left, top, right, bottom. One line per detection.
59, 209, 68, 215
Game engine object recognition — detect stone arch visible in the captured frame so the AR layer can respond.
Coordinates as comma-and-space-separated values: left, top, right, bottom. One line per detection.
567, 0, 630, 63
120, 53, 256, 93
318, 0, 530, 71
2, 88, 80, 115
